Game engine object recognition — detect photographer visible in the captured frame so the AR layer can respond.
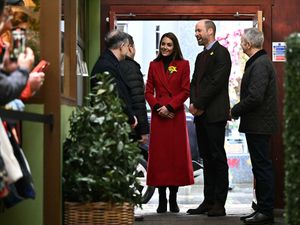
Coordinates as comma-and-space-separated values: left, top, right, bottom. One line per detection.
0, 0, 39, 105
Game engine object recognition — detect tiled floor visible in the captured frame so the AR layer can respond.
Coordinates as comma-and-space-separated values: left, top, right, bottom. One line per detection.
136, 180, 254, 215
135, 177, 285, 225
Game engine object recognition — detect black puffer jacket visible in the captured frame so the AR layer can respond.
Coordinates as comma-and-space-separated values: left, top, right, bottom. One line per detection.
231, 50, 278, 134
120, 56, 149, 137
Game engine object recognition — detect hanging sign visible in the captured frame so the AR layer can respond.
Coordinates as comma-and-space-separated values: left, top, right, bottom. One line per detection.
272, 42, 286, 62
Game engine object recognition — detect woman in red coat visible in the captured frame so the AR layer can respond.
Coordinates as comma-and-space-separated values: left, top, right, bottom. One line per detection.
145, 32, 194, 213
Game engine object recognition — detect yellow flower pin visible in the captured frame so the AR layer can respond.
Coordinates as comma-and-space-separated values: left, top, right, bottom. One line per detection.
168, 66, 177, 74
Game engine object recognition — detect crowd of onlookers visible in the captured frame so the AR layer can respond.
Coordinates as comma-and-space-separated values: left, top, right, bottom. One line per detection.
0, 0, 45, 205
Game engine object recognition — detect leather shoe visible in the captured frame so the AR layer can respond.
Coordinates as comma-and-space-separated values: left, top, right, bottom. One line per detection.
207, 203, 226, 217
244, 212, 274, 225
240, 211, 257, 221
186, 202, 213, 215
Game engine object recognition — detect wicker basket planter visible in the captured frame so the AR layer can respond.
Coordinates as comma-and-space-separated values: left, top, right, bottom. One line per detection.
64, 201, 134, 225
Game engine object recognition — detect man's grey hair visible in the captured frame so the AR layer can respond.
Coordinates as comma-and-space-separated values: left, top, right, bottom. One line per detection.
243, 28, 264, 49
104, 30, 129, 49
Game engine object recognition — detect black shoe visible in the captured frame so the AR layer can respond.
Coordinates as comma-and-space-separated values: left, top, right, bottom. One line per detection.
240, 211, 257, 221
169, 199, 180, 213
169, 189, 180, 213
156, 198, 167, 213
134, 214, 144, 221
157, 187, 167, 213
186, 202, 213, 215
207, 203, 226, 217
244, 212, 274, 225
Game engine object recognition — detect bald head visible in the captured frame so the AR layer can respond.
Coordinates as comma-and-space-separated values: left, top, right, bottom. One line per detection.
195, 19, 216, 47
104, 30, 129, 50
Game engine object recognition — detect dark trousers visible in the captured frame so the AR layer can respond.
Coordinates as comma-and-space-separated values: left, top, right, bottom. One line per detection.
195, 117, 228, 205
246, 133, 274, 216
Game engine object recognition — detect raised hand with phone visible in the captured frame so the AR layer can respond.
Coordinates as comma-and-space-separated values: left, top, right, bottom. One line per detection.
0, 5, 49, 100
20, 58, 49, 100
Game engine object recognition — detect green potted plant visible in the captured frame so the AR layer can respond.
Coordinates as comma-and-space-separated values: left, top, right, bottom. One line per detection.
63, 73, 142, 225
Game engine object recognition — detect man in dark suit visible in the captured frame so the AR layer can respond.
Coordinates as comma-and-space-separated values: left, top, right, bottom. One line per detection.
231, 28, 278, 225
91, 30, 137, 128
187, 19, 232, 217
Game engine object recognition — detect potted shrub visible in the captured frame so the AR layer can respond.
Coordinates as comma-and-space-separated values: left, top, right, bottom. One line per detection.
63, 73, 142, 225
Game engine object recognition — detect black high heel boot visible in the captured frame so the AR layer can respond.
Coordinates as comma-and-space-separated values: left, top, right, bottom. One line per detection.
169, 186, 179, 213
156, 187, 167, 213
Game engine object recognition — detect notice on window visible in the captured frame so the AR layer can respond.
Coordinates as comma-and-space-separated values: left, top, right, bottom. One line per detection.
272, 42, 286, 62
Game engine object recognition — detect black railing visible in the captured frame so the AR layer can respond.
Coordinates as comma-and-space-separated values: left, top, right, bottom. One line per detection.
0, 108, 54, 126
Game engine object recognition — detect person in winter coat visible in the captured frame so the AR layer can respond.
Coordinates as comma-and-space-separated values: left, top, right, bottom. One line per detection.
91, 30, 137, 128
231, 28, 278, 225
119, 34, 149, 144
145, 32, 194, 214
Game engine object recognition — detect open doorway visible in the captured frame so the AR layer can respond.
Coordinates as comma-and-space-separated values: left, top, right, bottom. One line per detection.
118, 20, 254, 212
118, 19, 253, 181
117, 20, 253, 211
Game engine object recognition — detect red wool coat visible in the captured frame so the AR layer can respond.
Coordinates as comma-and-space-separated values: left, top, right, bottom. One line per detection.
145, 59, 194, 186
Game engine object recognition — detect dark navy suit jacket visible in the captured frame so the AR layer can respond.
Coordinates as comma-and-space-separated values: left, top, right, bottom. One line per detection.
190, 41, 232, 123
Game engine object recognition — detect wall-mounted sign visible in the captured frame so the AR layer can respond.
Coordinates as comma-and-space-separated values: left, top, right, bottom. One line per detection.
272, 42, 286, 62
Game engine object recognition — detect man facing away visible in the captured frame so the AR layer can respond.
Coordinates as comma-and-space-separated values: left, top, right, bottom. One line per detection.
91, 30, 137, 129
91, 30, 145, 221
188, 19, 232, 217
231, 28, 278, 225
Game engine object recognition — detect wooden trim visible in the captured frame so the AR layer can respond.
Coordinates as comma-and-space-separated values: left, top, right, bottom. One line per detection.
63, 0, 77, 99
102, 0, 284, 210
102, 0, 269, 4
109, 5, 261, 20
40, 1, 62, 225
61, 96, 77, 106
256, 10, 263, 31
109, 10, 117, 30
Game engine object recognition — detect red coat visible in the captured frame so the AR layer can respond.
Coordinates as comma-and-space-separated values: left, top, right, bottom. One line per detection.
145, 59, 194, 186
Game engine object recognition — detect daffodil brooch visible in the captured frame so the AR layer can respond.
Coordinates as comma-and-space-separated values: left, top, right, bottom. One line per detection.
168, 66, 177, 74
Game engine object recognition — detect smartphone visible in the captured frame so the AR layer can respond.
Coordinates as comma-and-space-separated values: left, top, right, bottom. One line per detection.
10, 28, 26, 60
32, 60, 50, 72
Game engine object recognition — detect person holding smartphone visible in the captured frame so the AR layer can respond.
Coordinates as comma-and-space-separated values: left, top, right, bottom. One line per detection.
0, 4, 45, 101
0, 0, 35, 105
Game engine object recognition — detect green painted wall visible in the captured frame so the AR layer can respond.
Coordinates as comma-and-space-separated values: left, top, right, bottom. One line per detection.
61, 105, 75, 146
87, 0, 101, 77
